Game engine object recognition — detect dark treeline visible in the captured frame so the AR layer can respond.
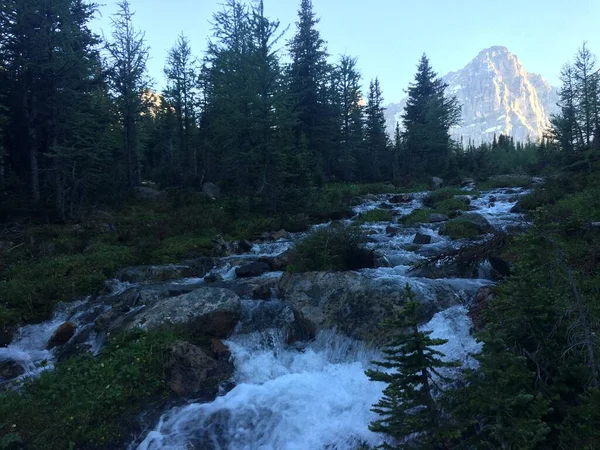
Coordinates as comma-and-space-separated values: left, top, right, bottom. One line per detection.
0, 0, 546, 222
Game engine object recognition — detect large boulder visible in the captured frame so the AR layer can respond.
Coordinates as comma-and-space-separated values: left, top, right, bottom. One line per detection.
469, 286, 496, 331
116, 260, 214, 283
48, 322, 77, 349
134, 186, 163, 201
235, 262, 270, 278
202, 182, 221, 200
164, 341, 233, 396
259, 250, 291, 271
413, 233, 432, 245
459, 213, 494, 234
279, 272, 459, 344
0, 359, 24, 379
431, 177, 444, 190
96, 286, 241, 338
389, 194, 412, 204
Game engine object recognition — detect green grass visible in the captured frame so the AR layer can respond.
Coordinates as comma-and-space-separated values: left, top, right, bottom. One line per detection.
433, 197, 470, 216
356, 208, 393, 224
400, 209, 431, 225
478, 175, 533, 190
0, 329, 186, 450
442, 219, 482, 240
422, 187, 472, 208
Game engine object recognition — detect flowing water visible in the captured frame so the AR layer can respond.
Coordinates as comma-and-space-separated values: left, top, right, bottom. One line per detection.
1, 186, 530, 448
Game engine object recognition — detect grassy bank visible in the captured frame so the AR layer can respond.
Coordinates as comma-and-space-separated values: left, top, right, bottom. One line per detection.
0, 183, 402, 329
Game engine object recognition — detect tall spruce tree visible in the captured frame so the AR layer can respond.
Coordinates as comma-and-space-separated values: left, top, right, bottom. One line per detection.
366, 285, 459, 449
335, 55, 363, 181
288, 0, 330, 183
573, 43, 599, 148
363, 78, 390, 182
402, 54, 461, 178
164, 34, 199, 182
105, 0, 150, 188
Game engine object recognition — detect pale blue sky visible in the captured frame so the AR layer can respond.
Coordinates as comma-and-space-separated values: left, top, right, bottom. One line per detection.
91, 0, 600, 103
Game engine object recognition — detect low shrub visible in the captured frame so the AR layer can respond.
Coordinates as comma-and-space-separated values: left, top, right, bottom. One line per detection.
288, 226, 375, 272
400, 209, 431, 225
441, 219, 481, 240
423, 187, 471, 208
478, 175, 533, 189
356, 209, 393, 224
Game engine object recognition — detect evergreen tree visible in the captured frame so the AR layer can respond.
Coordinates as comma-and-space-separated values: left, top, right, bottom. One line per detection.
287, 0, 330, 183
363, 78, 390, 182
335, 55, 363, 181
164, 33, 199, 182
448, 333, 551, 449
572, 43, 598, 148
402, 54, 461, 178
105, 0, 150, 188
366, 285, 459, 449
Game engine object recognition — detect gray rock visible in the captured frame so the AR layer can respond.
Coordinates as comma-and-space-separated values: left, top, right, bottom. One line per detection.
428, 213, 449, 223
431, 177, 444, 189
279, 272, 458, 344
389, 194, 412, 204
85, 210, 116, 234
386, 225, 400, 235
96, 286, 241, 338
0, 359, 24, 379
116, 260, 213, 283
202, 182, 221, 200
413, 233, 432, 245
164, 340, 233, 396
271, 229, 292, 240
134, 186, 163, 200
454, 195, 472, 205
235, 262, 270, 278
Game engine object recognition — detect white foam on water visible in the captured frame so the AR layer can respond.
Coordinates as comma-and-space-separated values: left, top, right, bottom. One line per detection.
137, 307, 482, 450
137, 330, 386, 450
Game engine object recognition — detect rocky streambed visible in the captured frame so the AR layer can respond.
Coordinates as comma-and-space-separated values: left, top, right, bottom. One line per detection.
0, 185, 532, 449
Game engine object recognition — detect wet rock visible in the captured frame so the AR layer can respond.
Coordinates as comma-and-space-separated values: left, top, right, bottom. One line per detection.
389, 194, 412, 204
164, 341, 233, 396
116, 260, 214, 283
279, 272, 457, 344
378, 202, 394, 210
235, 240, 252, 253
469, 286, 495, 331
235, 262, 270, 278
431, 176, 444, 190
252, 283, 273, 300
428, 213, 449, 223
0, 325, 17, 347
329, 209, 354, 221
202, 182, 221, 200
134, 186, 163, 201
271, 229, 292, 240
96, 286, 241, 337
386, 225, 400, 235
260, 250, 291, 271
211, 338, 231, 360
0, 359, 24, 379
460, 213, 494, 234
48, 322, 76, 349
413, 233, 432, 245
489, 256, 511, 278
510, 202, 524, 213
489, 196, 497, 203
204, 273, 224, 283
454, 195, 472, 206
287, 309, 318, 344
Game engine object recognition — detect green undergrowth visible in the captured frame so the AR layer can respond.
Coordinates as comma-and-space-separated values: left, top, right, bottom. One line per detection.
356, 208, 393, 224
441, 219, 481, 240
400, 208, 431, 225
0, 183, 404, 329
0, 328, 199, 450
477, 174, 533, 190
287, 225, 375, 272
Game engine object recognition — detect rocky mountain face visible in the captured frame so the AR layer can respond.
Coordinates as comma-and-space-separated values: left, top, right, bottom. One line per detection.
385, 46, 559, 144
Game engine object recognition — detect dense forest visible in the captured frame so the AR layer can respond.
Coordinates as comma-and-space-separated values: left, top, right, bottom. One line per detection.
1, 0, 600, 449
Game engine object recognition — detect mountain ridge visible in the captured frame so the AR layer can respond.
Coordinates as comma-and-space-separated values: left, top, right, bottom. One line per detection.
385, 46, 559, 144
